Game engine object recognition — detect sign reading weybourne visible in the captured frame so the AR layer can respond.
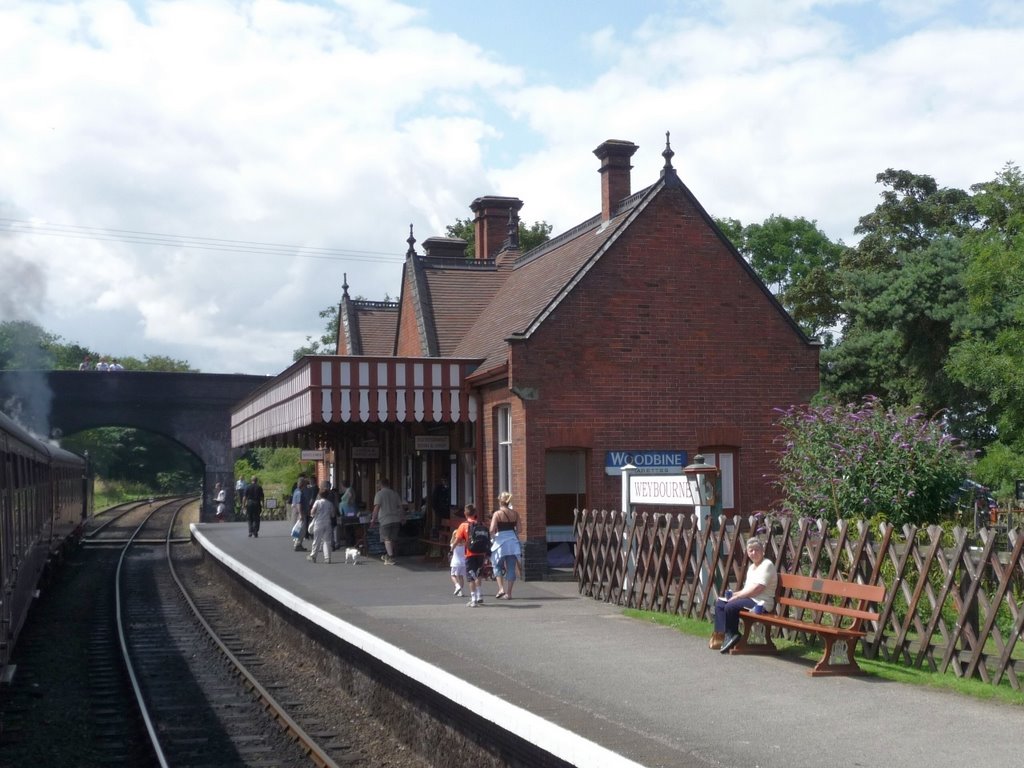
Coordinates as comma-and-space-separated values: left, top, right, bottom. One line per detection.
300, 449, 325, 461
605, 450, 687, 476
628, 475, 696, 506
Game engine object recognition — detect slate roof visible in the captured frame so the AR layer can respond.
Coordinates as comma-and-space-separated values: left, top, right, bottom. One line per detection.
342, 300, 399, 356
412, 257, 504, 357
451, 184, 654, 373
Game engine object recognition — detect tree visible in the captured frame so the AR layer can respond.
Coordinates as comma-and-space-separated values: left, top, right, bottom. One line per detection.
848, 169, 977, 271
61, 426, 202, 492
0, 320, 60, 369
0, 320, 194, 372
823, 238, 989, 439
946, 164, 1024, 492
444, 218, 553, 258
821, 170, 985, 439
117, 355, 196, 372
716, 215, 847, 344
772, 397, 973, 527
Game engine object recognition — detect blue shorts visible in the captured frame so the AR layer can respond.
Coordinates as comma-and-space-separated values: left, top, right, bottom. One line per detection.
494, 554, 519, 581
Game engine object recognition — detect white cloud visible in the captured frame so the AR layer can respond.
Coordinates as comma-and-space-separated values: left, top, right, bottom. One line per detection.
0, 0, 521, 373
0, 0, 1020, 376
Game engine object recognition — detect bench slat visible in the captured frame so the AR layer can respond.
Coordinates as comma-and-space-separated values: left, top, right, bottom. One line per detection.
779, 573, 885, 602
742, 611, 867, 638
778, 596, 880, 623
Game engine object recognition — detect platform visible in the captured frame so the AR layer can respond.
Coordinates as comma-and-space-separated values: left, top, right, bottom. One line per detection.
193, 521, 1022, 768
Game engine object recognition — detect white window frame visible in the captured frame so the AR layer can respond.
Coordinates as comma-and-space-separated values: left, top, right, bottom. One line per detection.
497, 405, 512, 494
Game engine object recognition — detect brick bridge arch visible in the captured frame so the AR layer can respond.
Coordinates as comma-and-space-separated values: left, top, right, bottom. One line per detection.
0, 370, 268, 521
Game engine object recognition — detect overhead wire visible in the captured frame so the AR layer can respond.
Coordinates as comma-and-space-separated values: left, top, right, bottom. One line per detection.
0, 217, 407, 264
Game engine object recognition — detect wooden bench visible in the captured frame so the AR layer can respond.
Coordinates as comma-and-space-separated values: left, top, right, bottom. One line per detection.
731, 573, 885, 677
419, 517, 453, 563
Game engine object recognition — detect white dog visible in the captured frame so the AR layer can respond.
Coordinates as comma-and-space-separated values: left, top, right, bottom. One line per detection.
344, 547, 361, 564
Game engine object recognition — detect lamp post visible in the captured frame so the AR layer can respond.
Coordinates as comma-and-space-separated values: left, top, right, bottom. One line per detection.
683, 454, 720, 595
621, 463, 637, 592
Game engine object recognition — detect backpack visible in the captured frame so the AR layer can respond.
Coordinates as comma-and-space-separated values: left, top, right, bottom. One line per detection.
467, 521, 491, 555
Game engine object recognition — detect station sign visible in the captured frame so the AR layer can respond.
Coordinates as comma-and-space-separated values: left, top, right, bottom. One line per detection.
605, 450, 687, 476
300, 449, 325, 461
415, 436, 450, 451
628, 475, 696, 506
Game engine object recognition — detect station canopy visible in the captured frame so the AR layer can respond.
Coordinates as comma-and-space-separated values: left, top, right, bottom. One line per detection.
231, 356, 481, 447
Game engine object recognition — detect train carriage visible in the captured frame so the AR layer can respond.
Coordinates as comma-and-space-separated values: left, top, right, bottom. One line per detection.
1, 411, 88, 673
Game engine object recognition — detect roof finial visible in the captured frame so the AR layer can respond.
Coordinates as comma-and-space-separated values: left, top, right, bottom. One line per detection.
406, 223, 416, 258
507, 208, 520, 249
662, 131, 675, 171
342, 272, 349, 299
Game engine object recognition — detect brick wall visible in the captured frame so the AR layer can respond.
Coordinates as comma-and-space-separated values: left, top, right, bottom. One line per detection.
503, 184, 819, 547
395, 266, 423, 356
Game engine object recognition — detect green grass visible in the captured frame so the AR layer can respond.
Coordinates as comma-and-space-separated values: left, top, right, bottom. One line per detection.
623, 608, 1024, 706
93, 479, 157, 512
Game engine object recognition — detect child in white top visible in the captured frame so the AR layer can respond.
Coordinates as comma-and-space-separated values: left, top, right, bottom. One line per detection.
449, 528, 466, 597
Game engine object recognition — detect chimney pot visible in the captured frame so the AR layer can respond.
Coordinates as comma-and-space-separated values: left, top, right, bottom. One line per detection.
422, 236, 469, 260
594, 139, 638, 221
470, 196, 524, 260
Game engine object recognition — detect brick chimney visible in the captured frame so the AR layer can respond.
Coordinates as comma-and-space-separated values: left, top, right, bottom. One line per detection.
422, 236, 469, 260
470, 196, 523, 260
593, 139, 638, 221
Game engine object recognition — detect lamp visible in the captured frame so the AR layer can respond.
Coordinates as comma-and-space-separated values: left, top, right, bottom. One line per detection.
682, 454, 719, 508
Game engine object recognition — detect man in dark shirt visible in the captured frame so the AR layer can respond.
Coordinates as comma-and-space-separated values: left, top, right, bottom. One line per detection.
243, 476, 265, 538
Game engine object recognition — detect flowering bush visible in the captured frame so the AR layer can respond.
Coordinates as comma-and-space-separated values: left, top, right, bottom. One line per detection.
772, 396, 973, 526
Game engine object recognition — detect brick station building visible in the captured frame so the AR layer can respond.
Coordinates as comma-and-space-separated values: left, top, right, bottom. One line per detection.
231, 136, 820, 577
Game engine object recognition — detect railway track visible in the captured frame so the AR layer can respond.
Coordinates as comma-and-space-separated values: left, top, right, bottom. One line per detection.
2, 501, 435, 767
106, 497, 344, 767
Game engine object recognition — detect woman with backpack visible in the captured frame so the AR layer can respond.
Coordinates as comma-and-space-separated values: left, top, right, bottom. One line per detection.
490, 491, 521, 600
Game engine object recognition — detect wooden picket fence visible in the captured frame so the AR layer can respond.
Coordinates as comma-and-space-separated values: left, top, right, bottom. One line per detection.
573, 508, 1024, 689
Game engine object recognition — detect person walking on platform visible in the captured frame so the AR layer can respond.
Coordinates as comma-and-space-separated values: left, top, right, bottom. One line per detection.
214, 482, 228, 522
290, 478, 307, 551
490, 491, 521, 600
456, 505, 489, 606
338, 479, 358, 547
322, 481, 341, 551
370, 478, 405, 565
243, 476, 265, 537
301, 475, 316, 540
307, 488, 335, 564
449, 525, 466, 597
235, 476, 247, 513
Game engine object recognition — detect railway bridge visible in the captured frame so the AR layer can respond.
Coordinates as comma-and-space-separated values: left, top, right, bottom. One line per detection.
0, 369, 268, 520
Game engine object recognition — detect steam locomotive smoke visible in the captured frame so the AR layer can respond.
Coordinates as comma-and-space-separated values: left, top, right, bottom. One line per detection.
0, 249, 54, 438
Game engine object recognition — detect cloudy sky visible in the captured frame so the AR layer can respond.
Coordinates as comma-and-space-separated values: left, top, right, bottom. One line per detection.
1, 0, 1020, 375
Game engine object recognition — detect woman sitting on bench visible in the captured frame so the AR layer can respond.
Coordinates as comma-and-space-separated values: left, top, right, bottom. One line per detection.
712, 538, 778, 654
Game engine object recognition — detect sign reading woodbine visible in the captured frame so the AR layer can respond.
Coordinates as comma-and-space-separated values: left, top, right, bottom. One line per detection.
605, 450, 687, 476
629, 475, 696, 506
